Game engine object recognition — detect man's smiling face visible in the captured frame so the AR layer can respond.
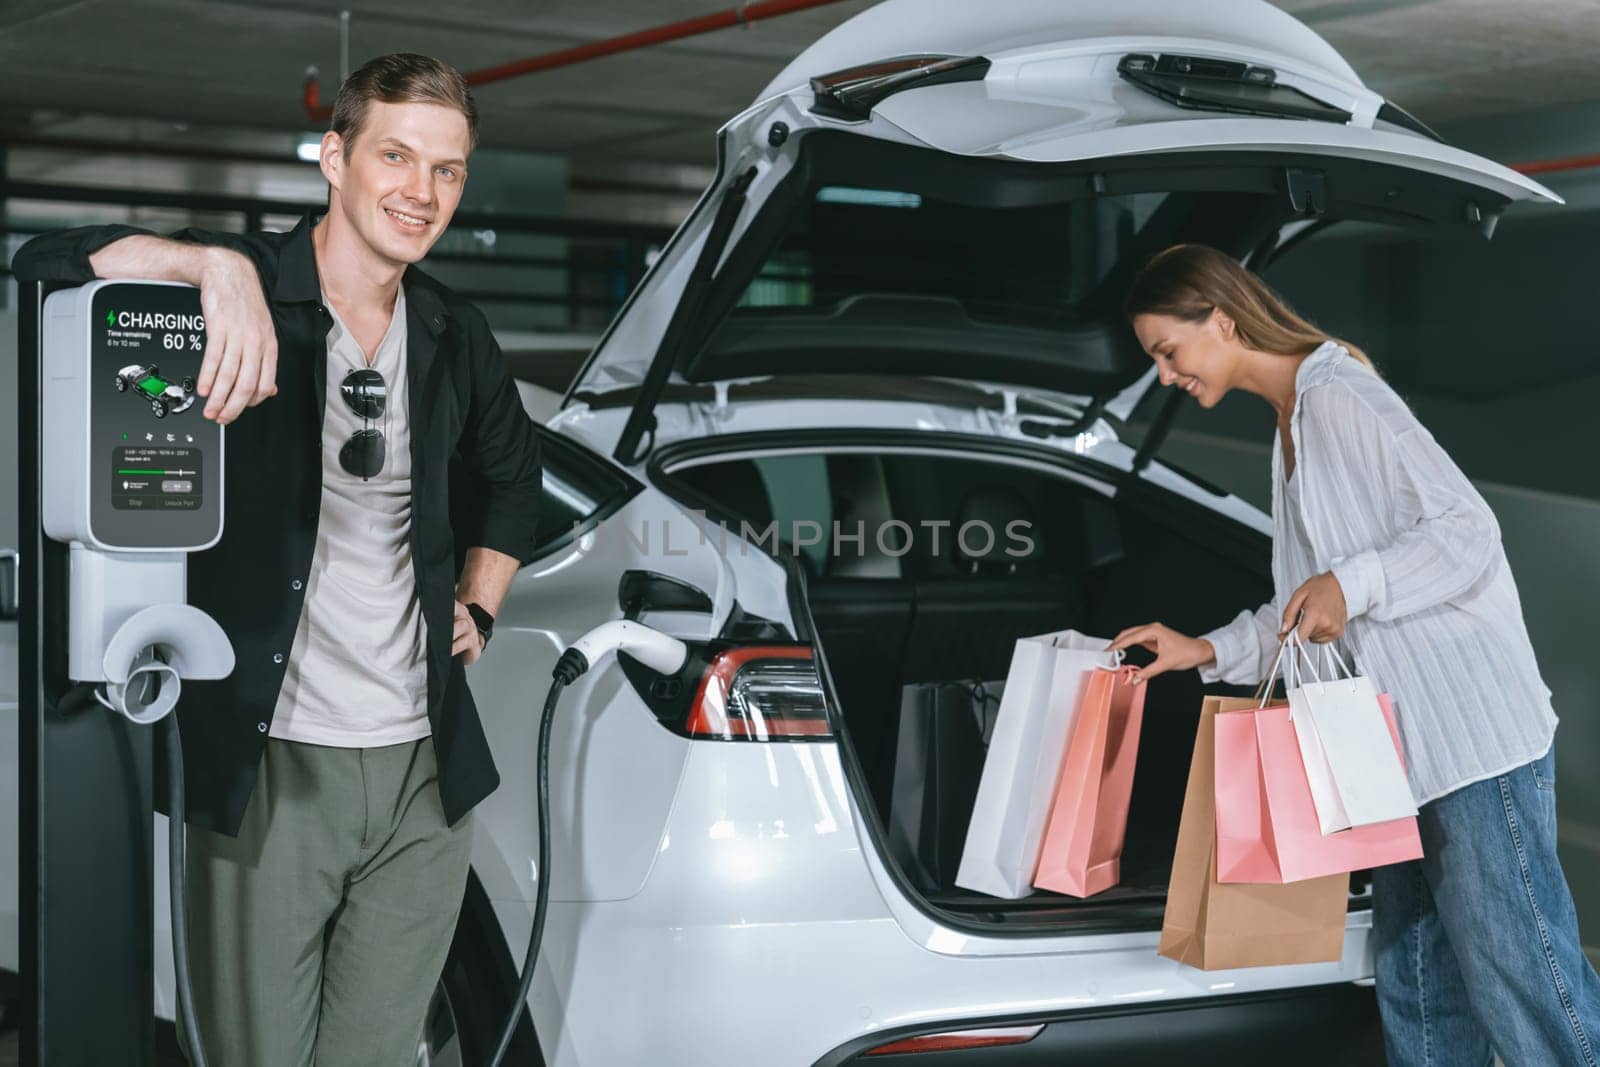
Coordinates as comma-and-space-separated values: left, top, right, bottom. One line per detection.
322, 99, 470, 267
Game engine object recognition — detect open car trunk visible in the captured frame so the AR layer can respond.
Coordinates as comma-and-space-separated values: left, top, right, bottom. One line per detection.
600, 23, 1551, 928
660, 436, 1366, 930
569, 41, 1557, 467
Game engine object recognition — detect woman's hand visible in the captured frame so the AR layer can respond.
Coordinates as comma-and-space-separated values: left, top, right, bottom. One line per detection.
1282, 572, 1348, 643
1106, 623, 1216, 686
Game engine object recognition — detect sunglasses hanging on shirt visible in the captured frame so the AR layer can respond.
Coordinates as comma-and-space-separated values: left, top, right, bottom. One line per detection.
339, 367, 387, 479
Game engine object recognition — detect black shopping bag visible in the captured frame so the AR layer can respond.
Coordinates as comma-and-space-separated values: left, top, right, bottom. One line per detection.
887, 679, 1004, 892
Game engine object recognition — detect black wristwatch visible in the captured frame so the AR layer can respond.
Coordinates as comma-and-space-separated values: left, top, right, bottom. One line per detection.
465, 602, 495, 650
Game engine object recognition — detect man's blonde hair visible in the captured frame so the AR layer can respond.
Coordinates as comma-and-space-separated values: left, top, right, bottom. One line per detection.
331, 53, 478, 155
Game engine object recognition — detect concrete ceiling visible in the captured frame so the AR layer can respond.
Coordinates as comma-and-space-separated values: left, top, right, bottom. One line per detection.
2, 0, 1598, 172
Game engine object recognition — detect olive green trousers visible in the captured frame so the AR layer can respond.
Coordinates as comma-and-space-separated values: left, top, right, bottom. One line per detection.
179, 736, 472, 1066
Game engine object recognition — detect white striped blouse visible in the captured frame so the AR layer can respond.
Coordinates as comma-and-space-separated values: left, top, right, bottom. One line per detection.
1198, 341, 1557, 806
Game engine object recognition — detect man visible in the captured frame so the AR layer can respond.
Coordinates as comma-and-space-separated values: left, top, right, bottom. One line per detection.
13, 54, 541, 1064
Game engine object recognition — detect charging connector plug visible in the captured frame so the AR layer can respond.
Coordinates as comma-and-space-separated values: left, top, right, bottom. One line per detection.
552, 648, 589, 685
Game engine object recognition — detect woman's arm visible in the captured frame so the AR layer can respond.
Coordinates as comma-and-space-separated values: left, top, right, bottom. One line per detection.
1197, 600, 1282, 685
1107, 599, 1279, 686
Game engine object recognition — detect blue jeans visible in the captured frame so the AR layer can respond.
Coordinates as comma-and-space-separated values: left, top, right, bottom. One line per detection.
1374, 745, 1600, 1066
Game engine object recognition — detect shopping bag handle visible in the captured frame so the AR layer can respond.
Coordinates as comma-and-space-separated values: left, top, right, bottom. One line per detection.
1319, 641, 1355, 681
1255, 637, 1293, 708
1292, 631, 1355, 686
1292, 632, 1326, 686
1252, 608, 1305, 707
1095, 648, 1127, 672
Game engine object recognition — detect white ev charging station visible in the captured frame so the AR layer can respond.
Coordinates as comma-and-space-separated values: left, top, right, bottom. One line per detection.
43, 281, 234, 717
16, 275, 691, 1066
19, 278, 233, 1065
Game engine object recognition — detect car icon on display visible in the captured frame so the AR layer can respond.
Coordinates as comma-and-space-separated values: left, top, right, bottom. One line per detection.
114, 363, 197, 418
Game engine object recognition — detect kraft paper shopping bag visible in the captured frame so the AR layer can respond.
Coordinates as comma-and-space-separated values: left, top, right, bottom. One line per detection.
956, 630, 1116, 899
1033, 664, 1145, 897
1158, 695, 1348, 971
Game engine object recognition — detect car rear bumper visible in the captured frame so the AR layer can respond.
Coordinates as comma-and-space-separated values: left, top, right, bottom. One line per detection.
517, 741, 1377, 1064
817, 982, 1384, 1065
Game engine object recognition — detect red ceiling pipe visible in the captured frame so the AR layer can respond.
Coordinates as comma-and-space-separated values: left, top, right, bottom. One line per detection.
1511, 152, 1600, 177
303, 0, 855, 121
303, 70, 322, 119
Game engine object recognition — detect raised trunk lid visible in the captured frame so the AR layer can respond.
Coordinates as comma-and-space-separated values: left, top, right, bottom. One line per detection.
566, 0, 1556, 464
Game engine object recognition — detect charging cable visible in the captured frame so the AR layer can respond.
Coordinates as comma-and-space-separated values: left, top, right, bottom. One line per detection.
90, 614, 686, 1067
89, 607, 230, 1067
488, 620, 687, 1067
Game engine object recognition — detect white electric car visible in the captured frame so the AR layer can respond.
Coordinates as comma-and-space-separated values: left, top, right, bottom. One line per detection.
1, 0, 1559, 1063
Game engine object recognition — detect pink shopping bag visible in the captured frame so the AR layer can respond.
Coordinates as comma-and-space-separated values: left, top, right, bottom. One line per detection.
1214, 692, 1422, 884
1033, 665, 1146, 897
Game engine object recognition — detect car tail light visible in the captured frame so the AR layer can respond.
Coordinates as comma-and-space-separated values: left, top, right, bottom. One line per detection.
684, 644, 832, 741
863, 1024, 1045, 1055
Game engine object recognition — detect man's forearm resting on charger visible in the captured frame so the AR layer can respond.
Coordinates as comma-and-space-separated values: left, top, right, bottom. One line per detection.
89, 235, 230, 285
89, 236, 278, 422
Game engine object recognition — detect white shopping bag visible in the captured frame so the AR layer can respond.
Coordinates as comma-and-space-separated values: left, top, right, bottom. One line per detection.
955, 629, 1118, 898
1288, 637, 1418, 834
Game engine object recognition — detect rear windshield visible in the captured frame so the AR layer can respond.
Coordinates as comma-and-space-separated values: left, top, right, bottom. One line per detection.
736, 187, 1169, 330
576, 129, 1517, 407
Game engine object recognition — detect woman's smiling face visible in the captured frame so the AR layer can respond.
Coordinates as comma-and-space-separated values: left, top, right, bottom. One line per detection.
1131, 308, 1238, 409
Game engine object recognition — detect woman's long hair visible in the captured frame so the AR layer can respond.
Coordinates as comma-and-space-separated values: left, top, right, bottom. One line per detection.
1123, 244, 1374, 370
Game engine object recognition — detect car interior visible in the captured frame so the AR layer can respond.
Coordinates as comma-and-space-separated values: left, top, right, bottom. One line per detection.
669, 446, 1301, 924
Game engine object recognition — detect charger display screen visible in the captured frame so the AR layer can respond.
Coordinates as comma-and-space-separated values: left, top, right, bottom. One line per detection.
110, 446, 205, 510
88, 284, 223, 548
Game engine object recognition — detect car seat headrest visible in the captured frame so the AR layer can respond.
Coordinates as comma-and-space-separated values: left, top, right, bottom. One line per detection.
1080, 494, 1125, 570
952, 485, 1040, 571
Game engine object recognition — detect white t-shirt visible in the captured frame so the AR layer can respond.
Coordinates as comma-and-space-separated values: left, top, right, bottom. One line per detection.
270, 286, 431, 746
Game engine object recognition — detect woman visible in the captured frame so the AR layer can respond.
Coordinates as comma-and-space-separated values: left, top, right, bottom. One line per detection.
1107, 244, 1598, 1066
